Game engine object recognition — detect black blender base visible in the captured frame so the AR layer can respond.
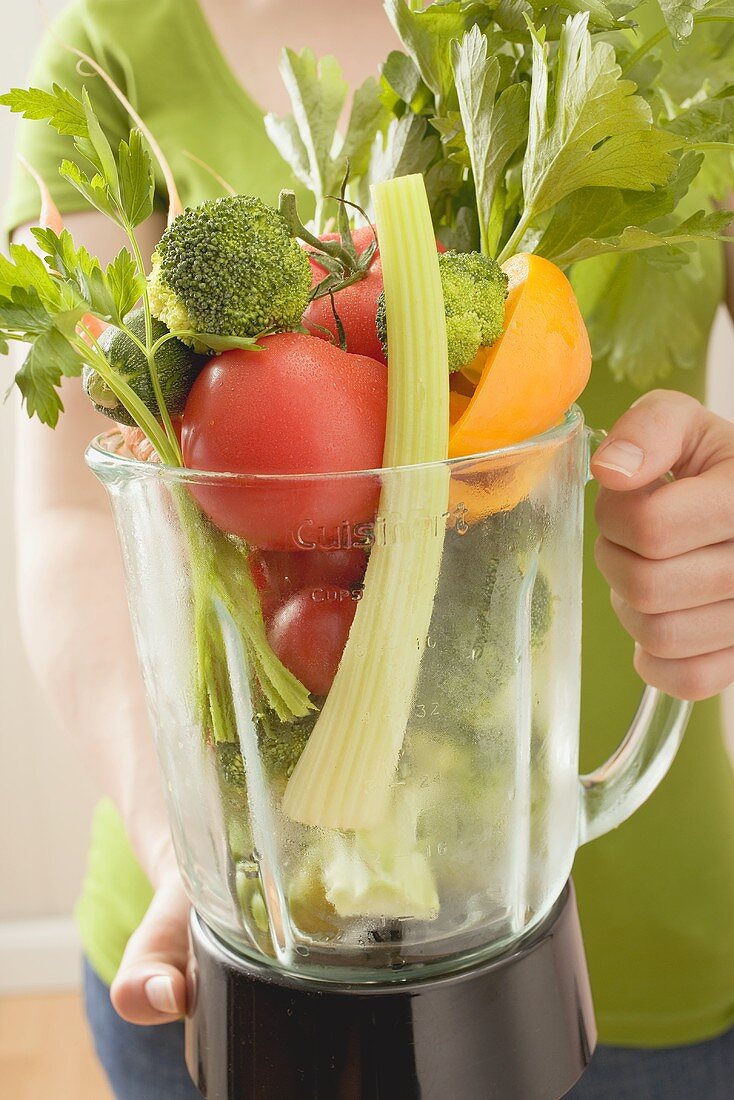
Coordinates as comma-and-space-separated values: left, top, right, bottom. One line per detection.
185, 881, 596, 1100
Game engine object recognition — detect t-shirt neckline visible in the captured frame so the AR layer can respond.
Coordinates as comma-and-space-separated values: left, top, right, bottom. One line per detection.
184, 0, 268, 119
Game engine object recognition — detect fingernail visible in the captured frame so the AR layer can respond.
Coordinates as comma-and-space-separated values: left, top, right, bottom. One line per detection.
594, 440, 645, 477
145, 975, 179, 1014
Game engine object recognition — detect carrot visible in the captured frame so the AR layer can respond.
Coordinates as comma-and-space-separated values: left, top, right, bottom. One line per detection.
119, 425, 160, 463
448, 253, 591, 458
80, 315, 109, 340
18, 154, 63, 233
19, 155, 108, 344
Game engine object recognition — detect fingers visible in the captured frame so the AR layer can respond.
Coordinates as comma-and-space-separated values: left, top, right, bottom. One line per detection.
592, 392, 734, 702
596, 532, 734, 701
611, 591, 734, 659
590, 390, 710, 490
595, 463, 734, 557
110, 874, 190, 1026
595, 538, 734, 613
634, 645, 734, 702
591, 389, 734, 495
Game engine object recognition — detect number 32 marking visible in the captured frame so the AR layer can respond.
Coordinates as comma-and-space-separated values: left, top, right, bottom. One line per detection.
415, 703, 439, 718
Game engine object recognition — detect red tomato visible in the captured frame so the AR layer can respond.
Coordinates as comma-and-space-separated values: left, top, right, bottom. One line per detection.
297, 547, 367, 588
267, 586, 358, 696
305, 228, 447, 364
248, 551, 282, 622
258, 548, 367, 598
250, 548, 367, 622
305, 227, 385, 363
182, 333, 387, 549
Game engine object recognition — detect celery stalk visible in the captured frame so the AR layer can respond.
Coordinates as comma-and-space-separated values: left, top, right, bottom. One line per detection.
283, 174, 449, 830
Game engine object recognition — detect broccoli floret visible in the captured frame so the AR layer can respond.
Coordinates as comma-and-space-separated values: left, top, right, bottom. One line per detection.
414, 500, 552, 739
213, 706, 317, 788
148, 195, 313, 352
257, 707, 316, 778
216, 742, 247, 790
530, 569, 554, 644
214, 743, 252, 863
376, 250, 508, 373
440, 251, 508, 371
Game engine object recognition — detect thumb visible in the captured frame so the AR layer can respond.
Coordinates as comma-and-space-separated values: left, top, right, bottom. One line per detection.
110, 873, 190, 1025
591, 390, 708, 492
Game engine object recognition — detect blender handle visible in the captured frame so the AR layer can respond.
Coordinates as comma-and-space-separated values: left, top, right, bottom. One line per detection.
577, 427, 693, 845
578, 688, 692, 844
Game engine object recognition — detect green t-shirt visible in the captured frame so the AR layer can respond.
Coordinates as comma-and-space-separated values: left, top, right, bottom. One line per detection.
7, 0, 734, 1049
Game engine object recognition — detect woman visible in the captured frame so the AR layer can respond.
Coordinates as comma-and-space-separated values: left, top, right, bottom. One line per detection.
7, 1, 734, 1097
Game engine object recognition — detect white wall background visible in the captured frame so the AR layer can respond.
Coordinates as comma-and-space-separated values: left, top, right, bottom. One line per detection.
0, 1, 732, 993
0, 0, 100, 992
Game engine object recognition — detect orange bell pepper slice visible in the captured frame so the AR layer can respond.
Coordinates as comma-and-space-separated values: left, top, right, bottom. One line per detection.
448, 253, 591, 458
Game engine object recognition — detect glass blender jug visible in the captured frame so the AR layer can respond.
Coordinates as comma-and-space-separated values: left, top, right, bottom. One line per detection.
87, 406, 690, 1099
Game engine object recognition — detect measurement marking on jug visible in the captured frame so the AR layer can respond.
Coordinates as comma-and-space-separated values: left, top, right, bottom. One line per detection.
414, 702, 440, 718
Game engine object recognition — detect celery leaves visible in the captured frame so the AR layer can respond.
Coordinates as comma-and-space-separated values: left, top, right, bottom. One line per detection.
341, 77, 390, 179
452, 26, 529, 256
0, 84, 88, 136
517, 15, 682, 237
381, 50, 433, 114
574, 247, 721, 386
268, 50, 348, 197
384, 0, 477, 108
658, 0, 711, 40
264, 49, 387, 230
357, 3, 732, 384
368, 114, 440, 185
536, 152, 733, 264
118, 130, 156, 227
542, 208, 732, 265
666, 93, 734, 145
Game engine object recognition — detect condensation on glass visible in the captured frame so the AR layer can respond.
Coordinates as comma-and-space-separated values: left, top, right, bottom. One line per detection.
87, 409, 689, 984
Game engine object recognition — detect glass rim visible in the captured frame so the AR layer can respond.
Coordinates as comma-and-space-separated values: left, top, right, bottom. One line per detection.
85, 405, 584, 484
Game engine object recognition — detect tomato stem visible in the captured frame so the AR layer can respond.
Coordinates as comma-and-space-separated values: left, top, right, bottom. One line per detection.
278, 188, 378, 306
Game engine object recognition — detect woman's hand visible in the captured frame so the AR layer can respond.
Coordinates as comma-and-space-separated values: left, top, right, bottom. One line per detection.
592, 389, 734, 701
110, 845, 190, 1025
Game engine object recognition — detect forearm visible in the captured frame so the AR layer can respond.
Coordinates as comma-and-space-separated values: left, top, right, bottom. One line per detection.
15, 493, 175, 884
12, 210, 174, 884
